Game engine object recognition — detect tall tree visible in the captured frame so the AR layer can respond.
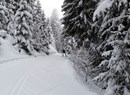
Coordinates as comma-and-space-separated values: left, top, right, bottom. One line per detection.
0, 0, 9, 31
32, 0, 50, 54
32, 0, 43, 51
14, 0, 33, 54
6, 0, 15, 35
93, 0, 130, 95
62, 0, 97, 46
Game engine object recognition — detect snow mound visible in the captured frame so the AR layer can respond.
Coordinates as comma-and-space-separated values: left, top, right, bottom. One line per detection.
0, 34, 27, 61
0, 29, 6, 38
49, 44, 58, 54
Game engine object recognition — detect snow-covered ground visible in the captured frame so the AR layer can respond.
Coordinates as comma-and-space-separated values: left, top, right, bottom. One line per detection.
0, 34, 28, 62
0, 54, 97, 95
0, 35, 97, 95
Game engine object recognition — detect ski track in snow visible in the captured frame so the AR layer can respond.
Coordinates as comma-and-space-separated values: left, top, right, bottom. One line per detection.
0, 54, 97, 95
0, 57, 28, 64
0, 54, 44, 64
0, 56, 32, 64
9, 72, 31, 95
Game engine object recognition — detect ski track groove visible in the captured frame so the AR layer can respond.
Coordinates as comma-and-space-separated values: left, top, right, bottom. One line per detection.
0, 57, 28, 64
0, 54, 44, 64
9, 71, 32, 95
7, 55, 43, 95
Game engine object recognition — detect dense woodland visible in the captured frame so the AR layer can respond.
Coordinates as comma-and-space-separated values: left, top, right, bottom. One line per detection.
0, 0, 62, 55
0, 0, 130, 95
61, 0, 130, 95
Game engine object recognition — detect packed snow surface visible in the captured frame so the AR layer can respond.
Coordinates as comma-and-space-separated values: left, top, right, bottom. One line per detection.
0, 54, 97, 95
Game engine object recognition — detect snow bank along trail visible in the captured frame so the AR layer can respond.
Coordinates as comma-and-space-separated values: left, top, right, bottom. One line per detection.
0, 54, 97, 95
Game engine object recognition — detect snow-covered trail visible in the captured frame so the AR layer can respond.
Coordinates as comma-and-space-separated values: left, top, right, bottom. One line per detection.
0, 54, 97, 95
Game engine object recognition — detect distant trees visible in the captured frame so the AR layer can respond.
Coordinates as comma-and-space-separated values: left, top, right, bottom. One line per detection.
50, 9, 62, 52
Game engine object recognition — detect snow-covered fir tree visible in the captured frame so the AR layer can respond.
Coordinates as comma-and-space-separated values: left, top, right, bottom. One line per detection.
32, 0, 43, 51
32, 0, 50, 54
14, 0, 33, 55
50, 9, 62, 52
38, 21, 50, 54
62, 0, 130, 95
93, 0, 130, 95
45, 18, 53, 45
6, 0, 15, 35
37, 11, 50, 54
62, 0, 97, 46
40, 12, 51, 54
0, 0, 9, 31
61, 0, 99, 75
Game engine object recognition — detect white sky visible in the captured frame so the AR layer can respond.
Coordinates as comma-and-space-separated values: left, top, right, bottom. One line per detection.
39, 0, 64, 18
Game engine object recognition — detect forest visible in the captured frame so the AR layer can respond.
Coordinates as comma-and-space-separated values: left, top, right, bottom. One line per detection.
0, 0, 130, 95
61, 0, 130, 95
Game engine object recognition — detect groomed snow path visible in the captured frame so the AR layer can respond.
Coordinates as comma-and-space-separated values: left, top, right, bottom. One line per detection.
0, 54, 97, 95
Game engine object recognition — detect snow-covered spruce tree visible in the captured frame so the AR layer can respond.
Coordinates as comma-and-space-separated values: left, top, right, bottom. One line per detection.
31, 0, 42, 52
32, 1, 50, 54
45, 18, 53, 45
28, 0, 36, 7
50, 9, 62, 52
41, 13, 51, 54
37, 11, 51, 54
62, 0, 97, 46
0, 0, 9, 31
93, 0, 130, 95
6, 0, 15, 35
14, 0, 33, 55
61, 0, 100, 80
39, 21, 51, 54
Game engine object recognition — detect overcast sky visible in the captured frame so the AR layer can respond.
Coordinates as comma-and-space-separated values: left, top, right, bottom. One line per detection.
39, 0, 64, 18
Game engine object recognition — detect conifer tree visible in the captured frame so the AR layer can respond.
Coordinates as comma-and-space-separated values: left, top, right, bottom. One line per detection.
0, 0, 9, 31
38, 20, 50, 54
6, 0, 15, 35
32, 0, 43, 51
62, 0, 96, 45
32, 0, 50, 53
14, 0, 33, 54
93, 0, 130, 94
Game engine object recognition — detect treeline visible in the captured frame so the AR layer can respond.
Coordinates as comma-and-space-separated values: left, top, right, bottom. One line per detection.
61, 0, 130, 95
